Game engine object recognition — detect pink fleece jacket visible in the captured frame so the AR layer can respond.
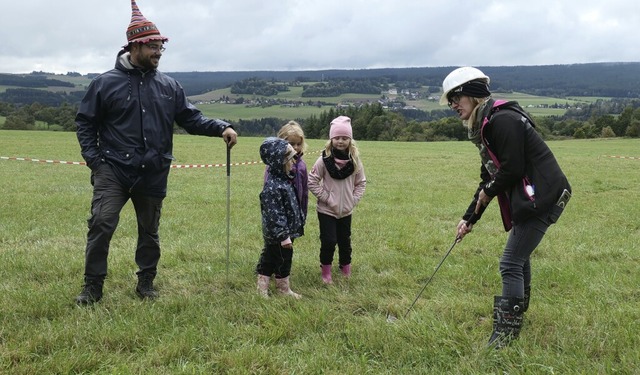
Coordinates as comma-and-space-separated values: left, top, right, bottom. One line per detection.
308, 156, 366, 219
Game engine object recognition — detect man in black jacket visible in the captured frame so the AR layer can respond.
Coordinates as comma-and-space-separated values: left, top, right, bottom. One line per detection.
74, 0, 237, 305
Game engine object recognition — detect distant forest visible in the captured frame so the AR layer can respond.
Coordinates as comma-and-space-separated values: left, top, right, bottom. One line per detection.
171, 63, 640, 98
2, 62, 640, 102
2, 63, 640, 140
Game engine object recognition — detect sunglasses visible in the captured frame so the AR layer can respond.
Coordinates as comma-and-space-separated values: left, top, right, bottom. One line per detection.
447, 94, 462, 108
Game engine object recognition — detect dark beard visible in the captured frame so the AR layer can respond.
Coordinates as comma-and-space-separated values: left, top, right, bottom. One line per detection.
130, 51, 160, 71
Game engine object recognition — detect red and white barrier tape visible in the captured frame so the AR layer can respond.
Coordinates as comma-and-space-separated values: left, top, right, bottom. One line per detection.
0, 156, 263, 168
1, 150, 321, 169
603, 155, 640, 160
171, 161, 263, 168
0, 156, 86, 165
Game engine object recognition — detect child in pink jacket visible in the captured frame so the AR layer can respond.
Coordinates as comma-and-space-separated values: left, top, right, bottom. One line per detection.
308, 116, 367, 284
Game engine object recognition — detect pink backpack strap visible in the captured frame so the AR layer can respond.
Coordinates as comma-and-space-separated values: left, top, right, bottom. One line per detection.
480, 100, 507, 169
480, 99, 513, 231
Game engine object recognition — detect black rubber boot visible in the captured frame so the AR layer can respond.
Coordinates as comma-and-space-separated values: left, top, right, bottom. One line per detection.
487, 296, 525, 349
136, 273, 158, 300
75, 280, 104, 305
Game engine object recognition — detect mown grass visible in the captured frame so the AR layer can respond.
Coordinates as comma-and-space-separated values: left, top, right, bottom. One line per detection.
0, 130, 639, 374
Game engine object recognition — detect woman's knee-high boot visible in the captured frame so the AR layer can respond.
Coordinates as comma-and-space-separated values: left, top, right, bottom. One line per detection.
488, 296, 525, 348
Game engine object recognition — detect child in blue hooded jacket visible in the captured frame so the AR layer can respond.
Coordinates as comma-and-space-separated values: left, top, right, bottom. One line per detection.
256, 137, 305, 298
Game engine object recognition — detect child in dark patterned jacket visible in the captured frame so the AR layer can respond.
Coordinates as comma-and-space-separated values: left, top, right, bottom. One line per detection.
255, 137, 305, 298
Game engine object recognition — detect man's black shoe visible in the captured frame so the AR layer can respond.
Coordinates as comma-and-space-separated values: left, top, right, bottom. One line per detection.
75, 283, 103, 305
136, 275, 159, 300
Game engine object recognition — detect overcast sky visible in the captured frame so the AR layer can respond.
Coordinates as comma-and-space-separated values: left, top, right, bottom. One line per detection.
1, 0, 638, 75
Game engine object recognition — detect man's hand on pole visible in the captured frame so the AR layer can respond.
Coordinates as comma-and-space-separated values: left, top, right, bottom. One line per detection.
222, 127, 238, 148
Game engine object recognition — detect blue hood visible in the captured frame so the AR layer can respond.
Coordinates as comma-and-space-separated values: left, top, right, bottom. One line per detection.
260, 137, 289, 178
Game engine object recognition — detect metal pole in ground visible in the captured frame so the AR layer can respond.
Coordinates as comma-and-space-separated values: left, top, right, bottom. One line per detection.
225, 144, 231, 278
387, 212, 478, 322
402, 236, 460, 318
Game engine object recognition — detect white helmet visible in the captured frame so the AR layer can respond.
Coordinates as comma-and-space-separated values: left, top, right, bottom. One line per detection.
439, 67, 490, 105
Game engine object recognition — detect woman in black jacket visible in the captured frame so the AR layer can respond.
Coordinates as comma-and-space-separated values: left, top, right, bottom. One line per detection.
441, 67, 571, 348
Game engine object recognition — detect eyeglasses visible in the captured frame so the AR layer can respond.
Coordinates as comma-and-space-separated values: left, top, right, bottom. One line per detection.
447, 94, 462, 108
144, 44, 165, 53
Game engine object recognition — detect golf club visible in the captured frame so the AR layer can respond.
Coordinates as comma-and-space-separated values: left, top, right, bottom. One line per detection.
225, 143, 231, 277
387, 212, 478, 323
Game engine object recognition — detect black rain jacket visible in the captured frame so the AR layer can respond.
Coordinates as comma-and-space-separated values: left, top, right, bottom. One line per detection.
464, 100, 571, 229
76, 50, 231, 197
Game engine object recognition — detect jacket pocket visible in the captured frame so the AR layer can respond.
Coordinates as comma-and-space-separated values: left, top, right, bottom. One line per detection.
139, 148, 174, 173
510, 178, 538, 220
326, 190, 340, 212
103, 147, 136, 167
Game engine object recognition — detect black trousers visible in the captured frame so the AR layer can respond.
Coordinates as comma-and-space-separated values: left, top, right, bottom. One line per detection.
83, 164, 163, 281
317, 212, 352, 266
256, 242, 294, 278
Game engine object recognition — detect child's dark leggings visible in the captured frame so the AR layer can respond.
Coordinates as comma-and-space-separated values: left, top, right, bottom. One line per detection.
256, 243, 293, 278
318, 212, 352, 266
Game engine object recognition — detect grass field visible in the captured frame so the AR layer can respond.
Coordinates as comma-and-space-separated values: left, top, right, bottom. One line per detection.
1, 131, 639, 374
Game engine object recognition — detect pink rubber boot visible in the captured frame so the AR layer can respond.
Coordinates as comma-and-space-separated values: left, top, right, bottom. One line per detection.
340, 264, 351, 278
321, 264, 333, 284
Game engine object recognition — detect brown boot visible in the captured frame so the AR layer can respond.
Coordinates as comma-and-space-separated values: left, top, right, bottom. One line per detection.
276, 276, 302, 299
257, 274, 270, 298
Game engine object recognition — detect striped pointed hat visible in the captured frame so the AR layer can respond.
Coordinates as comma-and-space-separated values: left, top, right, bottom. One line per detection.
124, 0, 168, 47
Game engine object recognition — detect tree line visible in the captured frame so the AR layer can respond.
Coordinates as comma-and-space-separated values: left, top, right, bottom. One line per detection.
224, 99, 640, 141
301, 79, 384, 97
0, 101, 77, 131
0, 73, 75, 89
3, 96, 640, 140
230, 77, 290, 96
227, 76, 395, 98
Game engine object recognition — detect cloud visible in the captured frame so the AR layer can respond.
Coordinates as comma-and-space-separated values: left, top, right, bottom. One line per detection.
0, 0, 638, 74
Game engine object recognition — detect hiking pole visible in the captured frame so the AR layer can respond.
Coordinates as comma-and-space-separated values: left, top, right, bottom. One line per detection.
400, 212, 479, 320
225, 143, 231, 278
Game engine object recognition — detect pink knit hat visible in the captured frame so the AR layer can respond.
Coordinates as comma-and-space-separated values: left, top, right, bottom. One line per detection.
124, 0, 168, 47
329, 116, 353, 139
